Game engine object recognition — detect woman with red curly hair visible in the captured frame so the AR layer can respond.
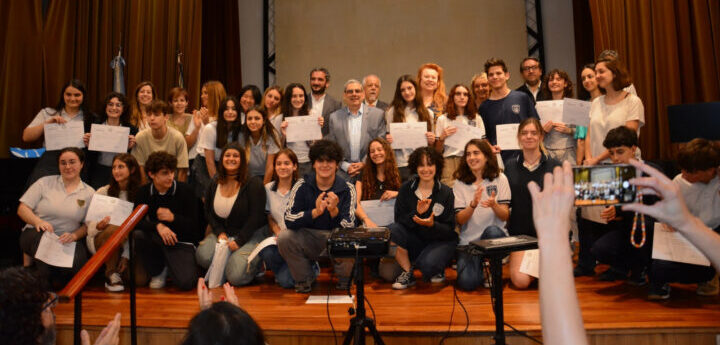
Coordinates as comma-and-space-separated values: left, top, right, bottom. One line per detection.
417, 63, 447, 115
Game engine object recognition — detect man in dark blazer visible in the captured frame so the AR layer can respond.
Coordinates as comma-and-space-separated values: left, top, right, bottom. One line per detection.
325, 79, 387, 180
362, 74, 389, 111
308, 67, 342, 136
515, 57, 550, 103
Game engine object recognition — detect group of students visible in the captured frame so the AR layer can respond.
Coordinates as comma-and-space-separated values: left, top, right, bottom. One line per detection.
16, 55, 718, 300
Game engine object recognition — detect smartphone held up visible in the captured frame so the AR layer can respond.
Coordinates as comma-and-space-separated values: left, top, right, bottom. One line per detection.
573, 164, 638, 206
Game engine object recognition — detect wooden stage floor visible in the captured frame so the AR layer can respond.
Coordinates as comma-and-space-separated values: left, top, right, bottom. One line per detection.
55, 265, 720, 344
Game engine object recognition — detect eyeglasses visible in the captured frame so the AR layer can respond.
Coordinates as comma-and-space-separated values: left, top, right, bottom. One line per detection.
345, 89, 363, 94
521, 65, 540, 72
43, 292, 59, 311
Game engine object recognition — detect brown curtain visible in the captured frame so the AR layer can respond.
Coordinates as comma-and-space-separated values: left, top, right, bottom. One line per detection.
589, 0, 720, 160
201, 1, 243, 97
0, 0, 203, 157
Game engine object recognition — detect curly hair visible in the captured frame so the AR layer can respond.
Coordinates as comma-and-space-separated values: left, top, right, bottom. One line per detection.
417, 63, 448, 113
677, 138, 720, 172
145, 151, 177, 174
445, 84, 478, 121
0, 267, 51, 345
541, 69, 574, 99
217, 143, 248, 185
108, 153, 142, 202
408, 146, 444, 177
98, 92, 132, 126
309, 140, 344, 164
360, 138, 401, 200
453, 139, 500, 184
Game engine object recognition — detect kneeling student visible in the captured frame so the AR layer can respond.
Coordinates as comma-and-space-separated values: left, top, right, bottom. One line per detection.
134, 151, 204, 290
387, 147, 457, 289
278, 140, 357, 293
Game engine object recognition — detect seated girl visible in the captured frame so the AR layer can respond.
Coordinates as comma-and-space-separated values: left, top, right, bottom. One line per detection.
196, 143, 269, 286
453, 139, 510, 290
355, 138, 401, 227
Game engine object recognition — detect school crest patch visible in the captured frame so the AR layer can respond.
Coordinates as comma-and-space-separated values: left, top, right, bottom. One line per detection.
511, 104, 521, 114
486, 185, 498, 196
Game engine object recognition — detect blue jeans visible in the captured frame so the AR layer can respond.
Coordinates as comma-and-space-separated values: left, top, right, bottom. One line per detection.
389, 223, 457, 281
456, 225, 507, 291
258, 245, 295, 289
196, 226, 270, 286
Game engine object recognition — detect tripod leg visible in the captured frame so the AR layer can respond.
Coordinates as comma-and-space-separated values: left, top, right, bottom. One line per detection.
342, 322, 357, 345
366, 321, 385, 345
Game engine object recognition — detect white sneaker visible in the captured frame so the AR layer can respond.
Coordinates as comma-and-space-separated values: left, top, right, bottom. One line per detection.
105, 273, 124, 292
430, 272, 446, 283
149, 267, 168, 289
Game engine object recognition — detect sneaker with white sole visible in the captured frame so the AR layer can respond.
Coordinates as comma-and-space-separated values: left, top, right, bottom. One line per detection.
149, 267, 168, 289
697, 274, 719, 296
392, 270, 416, 290
430, 272, 446, 283
105, 273, 124, 292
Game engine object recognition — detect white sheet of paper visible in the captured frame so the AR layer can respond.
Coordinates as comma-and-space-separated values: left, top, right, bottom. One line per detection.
85, 194, 134, 226
495, 124, 520, 150
651, 223, 710, 266
519, 249, 540, 278
285, 116, 322, 142
88, 124, 130, 153
562, 98, 591, 127
535, 100, 564, 124
360, 199, 395, 226
35, 232, 76, 268
444, 121, 486, 150
44, 121, 85, 150
389, 122, 428, 149
247, 236, 277, 264
306, 295, 355, 304
205, 240, 231, 288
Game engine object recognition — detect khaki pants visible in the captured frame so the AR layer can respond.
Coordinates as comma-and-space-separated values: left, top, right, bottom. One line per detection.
441, 156, 462, 187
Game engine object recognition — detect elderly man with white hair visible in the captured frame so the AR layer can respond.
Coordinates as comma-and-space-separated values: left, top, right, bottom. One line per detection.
362, 74, 389, 111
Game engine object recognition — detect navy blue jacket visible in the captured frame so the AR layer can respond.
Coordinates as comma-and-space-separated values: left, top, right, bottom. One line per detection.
284, 172, 356, 230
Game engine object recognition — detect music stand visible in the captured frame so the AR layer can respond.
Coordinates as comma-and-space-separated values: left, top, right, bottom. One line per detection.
469, 235, 538, 345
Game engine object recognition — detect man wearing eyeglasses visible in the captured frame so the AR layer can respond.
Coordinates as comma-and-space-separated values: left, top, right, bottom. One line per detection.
325, 79, 387, 180
516, 57, 550, 103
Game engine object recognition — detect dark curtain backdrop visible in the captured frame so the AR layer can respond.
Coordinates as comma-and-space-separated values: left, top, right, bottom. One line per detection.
0, 0, 217, 158
201, 1, 242, 97
589, 0, 720, 160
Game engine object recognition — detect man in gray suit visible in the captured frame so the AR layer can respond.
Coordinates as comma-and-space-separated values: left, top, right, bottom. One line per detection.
362, 74, 389, 111
308, 67, 342, 136
325, 79, 387, 180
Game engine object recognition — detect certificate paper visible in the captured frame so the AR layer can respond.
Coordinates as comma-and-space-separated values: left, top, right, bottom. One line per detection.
88, 124, 130, 153
652, 223, 710, 266
35, 232, 76, 268
360, 199, 395, 226
535, 100, 563, 124
44, 122, 85, 150
495, 124, 520, 150
389, 122, 427, 149
562, 99, 591, 127
85, 194, 134, 226
444, 122, 486, 150
285, 116, 322, 142
519, 249, 539, 278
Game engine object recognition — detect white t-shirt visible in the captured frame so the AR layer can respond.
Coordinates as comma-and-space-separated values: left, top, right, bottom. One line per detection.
588, 94, 645, 162
385, 106, 433, 167
198, 121, 221, 161
673, 174, 720, 229
213, 184, 239, 219
435, 114, 486, 158
453, 173, 511, 245
185, 120, 203, 160
265, 181, 292, 232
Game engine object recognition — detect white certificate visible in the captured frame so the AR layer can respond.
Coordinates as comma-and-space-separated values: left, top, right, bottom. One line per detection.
35, 232, 76, 268
285, 116, 322, 142
389, 122, 427, 149
44, 121, 85, 150
85, 194, 134, 226
652, 222, 710, 266
535, 100, 563, 124
562, 98, 591, 127
519, 249, 540, 278
360, 199, 395, 226
444, 122, 486, 151
495, 123, 520, 150
88, 124, 130, 153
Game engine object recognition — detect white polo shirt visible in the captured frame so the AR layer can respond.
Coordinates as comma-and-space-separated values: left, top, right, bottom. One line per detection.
20, 175, 95, 235
453, 173, 511, 245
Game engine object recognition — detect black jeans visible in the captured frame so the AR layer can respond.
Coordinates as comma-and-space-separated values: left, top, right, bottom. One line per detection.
133, 230, 198, 291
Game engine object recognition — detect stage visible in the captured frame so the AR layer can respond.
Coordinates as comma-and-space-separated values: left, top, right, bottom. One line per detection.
55, 265, 720, 345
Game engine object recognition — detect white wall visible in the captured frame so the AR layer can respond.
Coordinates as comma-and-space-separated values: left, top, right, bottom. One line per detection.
541, 0, 577, 89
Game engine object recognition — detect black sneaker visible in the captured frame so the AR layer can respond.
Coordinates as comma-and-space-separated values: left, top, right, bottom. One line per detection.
598, 268, 627, 282
392, 270, 416, 290
573, 266, 595, 277
294, 279, 314, 293
627, 270, 647, 286
648, 284, 671, 300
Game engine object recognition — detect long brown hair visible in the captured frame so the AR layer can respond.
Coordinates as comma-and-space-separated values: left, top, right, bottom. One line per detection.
389, 75, 432, 131
203, 81, 227, 119
107, 153, 142, 202
360, 138, 401, 200
445, 84, 478, 121
130, 81, 156, 127
241, 107, 282, 159
270, 149, 299, 191
453, 139, 500, 184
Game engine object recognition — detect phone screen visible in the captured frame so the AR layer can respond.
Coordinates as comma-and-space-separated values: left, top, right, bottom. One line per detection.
573, 164, 638, 206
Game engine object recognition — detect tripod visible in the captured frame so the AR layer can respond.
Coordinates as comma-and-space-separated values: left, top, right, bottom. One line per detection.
485, 253, 507, 345
342, 257, 385, 345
